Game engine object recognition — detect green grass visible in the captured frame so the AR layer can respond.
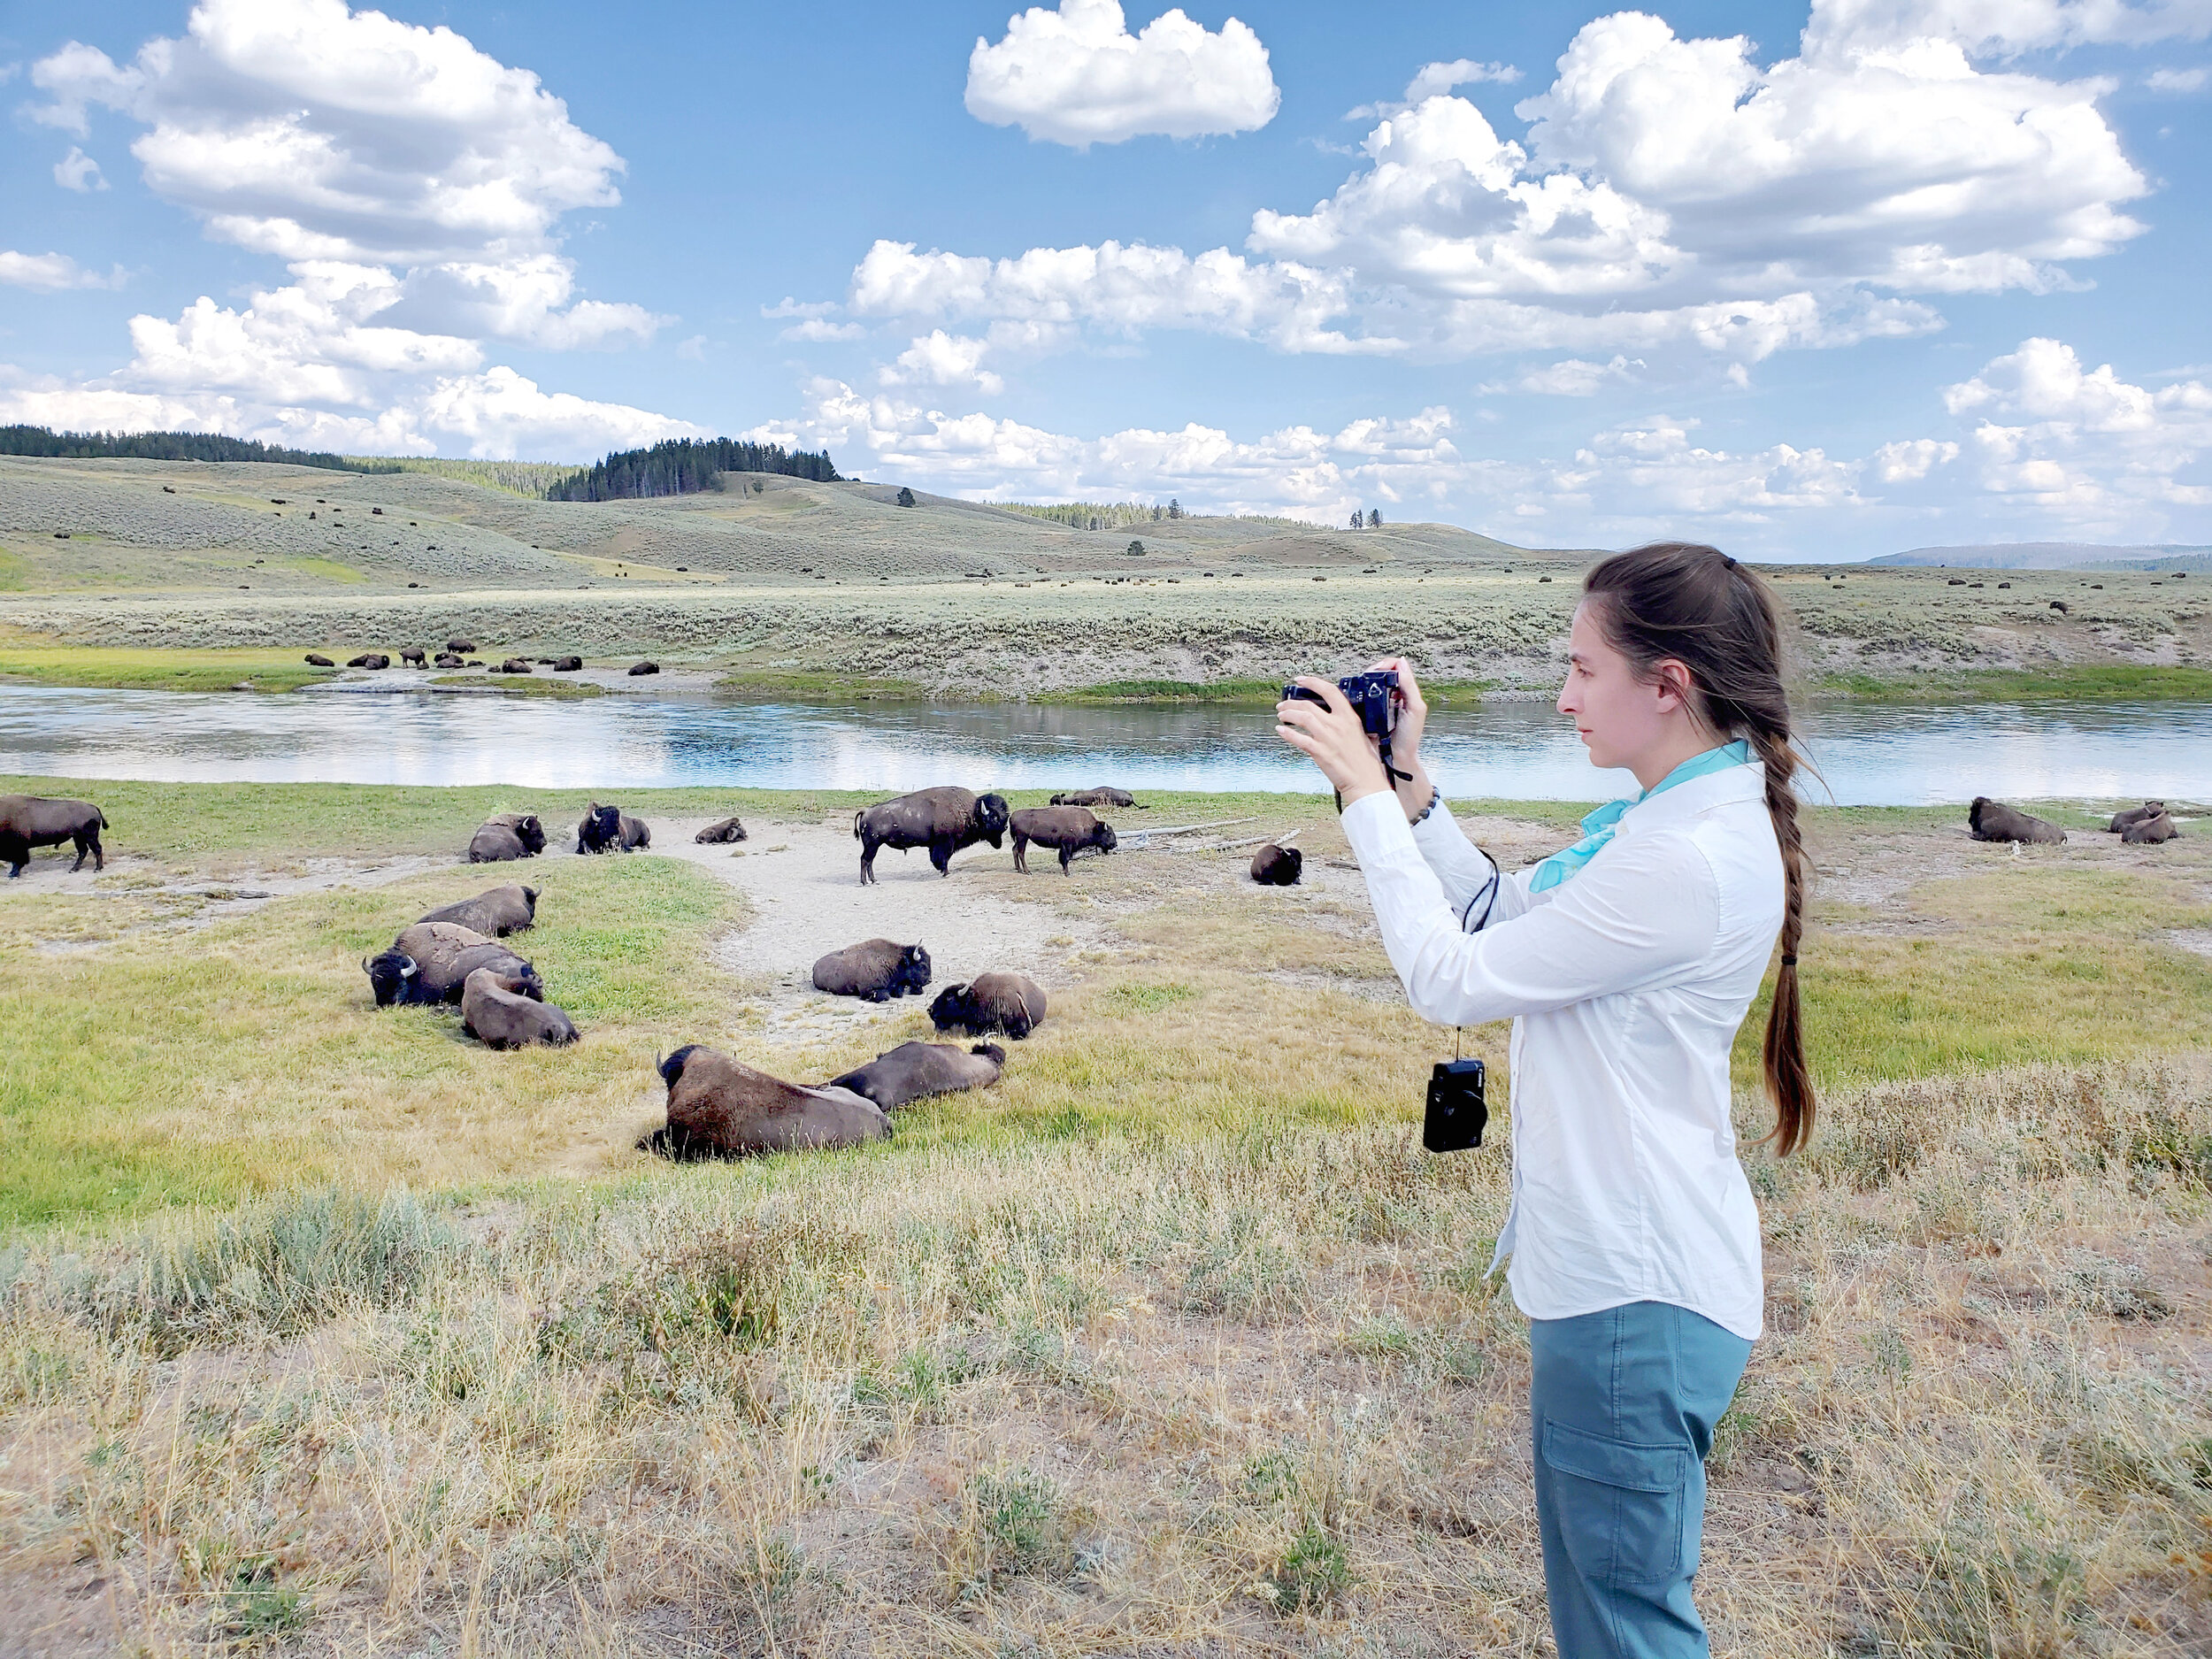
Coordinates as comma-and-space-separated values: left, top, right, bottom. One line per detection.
0, 645, 336, 694
1814, 664, 2212, 703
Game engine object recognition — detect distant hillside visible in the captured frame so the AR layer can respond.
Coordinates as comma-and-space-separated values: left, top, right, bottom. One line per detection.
1871, 541, 2212, 572
1, 423, 399, 475
545, 437, 840, 503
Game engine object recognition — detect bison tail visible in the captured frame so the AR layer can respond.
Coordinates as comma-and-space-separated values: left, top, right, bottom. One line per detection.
852, 811, 864, 840
98, 810, 110, 829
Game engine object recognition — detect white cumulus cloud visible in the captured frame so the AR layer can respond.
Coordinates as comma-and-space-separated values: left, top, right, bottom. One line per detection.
2147, 64, 2209, 88
0, 250, 125, 291
965, 0, 1279, 148
882, 331, 1004, 396
53, 146, 106, 192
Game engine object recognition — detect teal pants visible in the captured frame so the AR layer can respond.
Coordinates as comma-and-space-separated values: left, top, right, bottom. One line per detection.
1529, 1301, 1752, 1659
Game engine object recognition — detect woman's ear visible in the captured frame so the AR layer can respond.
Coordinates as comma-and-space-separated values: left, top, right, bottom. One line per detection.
1652, 658, 1696, 713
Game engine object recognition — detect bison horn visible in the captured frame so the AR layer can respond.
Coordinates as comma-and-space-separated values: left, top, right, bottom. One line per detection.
399, 956, 419, 978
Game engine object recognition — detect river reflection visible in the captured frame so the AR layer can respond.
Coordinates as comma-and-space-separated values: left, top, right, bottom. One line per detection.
0, 684, 2205, 805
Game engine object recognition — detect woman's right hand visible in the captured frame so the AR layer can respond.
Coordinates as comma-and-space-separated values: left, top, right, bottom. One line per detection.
1368, 655, 1437, 818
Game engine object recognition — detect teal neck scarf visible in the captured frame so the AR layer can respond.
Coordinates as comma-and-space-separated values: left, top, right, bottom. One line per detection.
1529, 740, 1753, 893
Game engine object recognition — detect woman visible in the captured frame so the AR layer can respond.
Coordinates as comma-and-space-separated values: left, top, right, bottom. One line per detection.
1275, 541, 1811, 1658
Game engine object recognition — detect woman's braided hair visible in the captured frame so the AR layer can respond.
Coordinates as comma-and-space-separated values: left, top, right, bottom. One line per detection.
1583, 541, 1814, 1156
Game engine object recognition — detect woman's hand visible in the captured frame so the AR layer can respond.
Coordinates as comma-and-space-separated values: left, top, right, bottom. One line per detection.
1369, 656, 1438, 821
1275, 676, 1393, 809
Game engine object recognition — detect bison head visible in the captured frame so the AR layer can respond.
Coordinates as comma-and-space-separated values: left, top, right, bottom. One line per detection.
975, 793, 1011, 848
579, 803, 621, 851
1968, 797, 1993, 833
926, 984, 972, 1032
365, 949, 420, 1007
658, 1044, 703, 1090
1095, 823, 1118, 854
972, 1042, 1007, 1065
515, 815, 547, 855
892, 942, 933, 997
520, 886, 540, 918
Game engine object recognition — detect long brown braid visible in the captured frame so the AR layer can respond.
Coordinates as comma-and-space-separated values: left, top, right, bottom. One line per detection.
1583, 541, 1816, 1156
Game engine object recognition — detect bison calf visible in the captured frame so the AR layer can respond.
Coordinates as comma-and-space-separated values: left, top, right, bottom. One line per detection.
812, 939, 931, 1002
468, 812, 546, 864
577, 803, 649, 854
826, 1041, 1004, 1111
695, 816, 749, 844
461, 968, 577, 1048
1250, 843, 1303, 886
653, 1045, 887, 1157
1969, 798, 2066, 845
1011, 806, 1118, 874
0, 795, 108, 878
928, 972, 1047, 1041
853, 787, 1010, 885
419, 884, 538, 936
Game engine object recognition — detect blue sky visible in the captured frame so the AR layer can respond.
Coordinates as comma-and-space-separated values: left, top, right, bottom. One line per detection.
4, 0, 2209, 558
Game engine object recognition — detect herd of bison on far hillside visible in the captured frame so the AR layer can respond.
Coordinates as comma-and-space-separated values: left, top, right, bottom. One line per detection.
0, 781, 2185, 1160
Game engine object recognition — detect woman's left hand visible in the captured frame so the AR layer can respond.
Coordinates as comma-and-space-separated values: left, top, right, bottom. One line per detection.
1276, 676, 1393, 807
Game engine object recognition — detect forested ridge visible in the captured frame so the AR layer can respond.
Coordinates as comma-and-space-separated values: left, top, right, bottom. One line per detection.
544, 437, 840, 502
0, 425, 398, 473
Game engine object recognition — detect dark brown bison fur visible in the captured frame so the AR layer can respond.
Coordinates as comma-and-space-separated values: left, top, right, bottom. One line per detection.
650, 1045, 887, 1157
628, 661, 659, 676
497, 657, 533, 674
852, 787, 1010, 885
418, 884, 538, 936
826, 1041, 1004, 1111
468, 812, 546, 863
434, 651, 466, 668
1050, 787, 1138, 808
550, 656, 583, 672
695, 816, 749, 843
1251, 843, 1303, 885
812, 939, 931, 1001
928, 972, 1047, 1040
461, 968, 576, 1048
303, 652, 334, 667
400, 647, 426, 666
0, 795, 108, 878
447, 638, 478, 654
347, 652, 390, 670
577, 802, 649, 853
2108, 801, 2167, 833
2122, 811, 2180, 844
1969, 798, 2066, 845
1011, 805, 1118, 874
365, 922, 540, 1007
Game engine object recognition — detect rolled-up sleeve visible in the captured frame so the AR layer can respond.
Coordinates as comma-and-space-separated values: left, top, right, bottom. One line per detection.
1340, 791, 1719, 1025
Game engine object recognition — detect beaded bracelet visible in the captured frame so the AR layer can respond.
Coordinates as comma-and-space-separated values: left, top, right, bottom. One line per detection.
1409, 787, 1441, 826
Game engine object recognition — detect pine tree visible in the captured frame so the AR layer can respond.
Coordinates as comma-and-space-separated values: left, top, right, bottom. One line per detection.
1368, 508, 1384, 528
1128, 539, 1146, 557
896, 487, 917, 507
1350, 509, 1363, 530
1167, 497, 1181, 519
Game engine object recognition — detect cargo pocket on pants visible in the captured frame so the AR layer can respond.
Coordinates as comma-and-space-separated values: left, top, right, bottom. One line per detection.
1541, 1419, 1690, 1588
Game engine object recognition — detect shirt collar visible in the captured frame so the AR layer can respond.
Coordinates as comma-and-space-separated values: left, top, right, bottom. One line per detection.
1622, 751, 1767, 829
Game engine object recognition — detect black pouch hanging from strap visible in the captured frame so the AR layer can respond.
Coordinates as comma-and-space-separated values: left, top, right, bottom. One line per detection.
1424, 1028, 1486, 1154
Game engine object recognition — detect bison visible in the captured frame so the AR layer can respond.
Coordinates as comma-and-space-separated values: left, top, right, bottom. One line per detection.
2122, 811, 2180, 844
1969, 798, 2067, 845
447, 638, 479, 654
853, 787, 1010, 885
468, 813, 547, 864
826, 1041, 1004, 1111
364, 922, 540, 1008
812, 939, 931, 1002
928, 972, 1047, 1041
347, 653, 390, 670
418, 884, 537, 936
652, 1045, 887, 1157
303, 652, 334, 667
550, 656, 583, 672
2108, 801, 2167, 833
1251, 843, 1304, 886
434, 652, 466, 668
1010, 805, 1118, 874
1050, 787, 1138, 808
497, 657, 533, 674
461, 968, 577, 1049
400, 647, 426, 667
628, 661, 659, 676
0, 795, 108, 878
695, 817, 749, 844
577, 803, 649, 854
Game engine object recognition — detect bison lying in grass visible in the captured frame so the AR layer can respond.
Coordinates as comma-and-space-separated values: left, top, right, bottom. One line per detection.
365, 922, 540, 1007
929, 972, 1047, 1040
2123, 811, 2180, 844
2108, 801, 2166, 833
461, 968, 577, 1048
0, 795, 108, 878
826, 1041, 1003, 1111
812, 939, 931, 1002
419, 884, 537, 936
650, 1046, 887, 1157
1051, 787, 1137, 808
1969, 798, 2066, 845
853, 787, 1009, 885
468, 813, 546, 864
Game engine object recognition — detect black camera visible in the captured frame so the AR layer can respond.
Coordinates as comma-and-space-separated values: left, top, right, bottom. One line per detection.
1424, 1057, 1487, 1154
1281, 669, 1399, 738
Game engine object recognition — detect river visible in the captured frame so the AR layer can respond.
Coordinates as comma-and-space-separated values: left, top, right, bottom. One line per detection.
0, 684, 2205, 805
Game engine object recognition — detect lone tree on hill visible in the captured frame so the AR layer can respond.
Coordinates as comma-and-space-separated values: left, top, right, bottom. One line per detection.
1167, 497, 1182, 519
1368, 508, 1384, 528
895, 487, 916, 507
1128, 539, 1147, 557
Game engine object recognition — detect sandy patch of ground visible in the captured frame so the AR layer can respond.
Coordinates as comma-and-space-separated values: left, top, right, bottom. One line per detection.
5, 852, 446, 952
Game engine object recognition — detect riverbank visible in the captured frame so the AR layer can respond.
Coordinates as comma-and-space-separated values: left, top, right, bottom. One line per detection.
1, 773, 2208, 1654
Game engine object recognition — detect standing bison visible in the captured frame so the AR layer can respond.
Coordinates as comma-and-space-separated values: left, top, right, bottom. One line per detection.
364, 923, 541, 1007
418, 884, 537, 936
1969, 798, 2066, 845
812, 939, 932, 1001
928, 972, 1048, 1041
0, 795, 108, 878
653, 1045, 888, 1157
577, 803, 649, 854
853, 787, 1010, 885
1010, 806, 1118, 874
399, 648, 427, 667
468, 813, 546, 864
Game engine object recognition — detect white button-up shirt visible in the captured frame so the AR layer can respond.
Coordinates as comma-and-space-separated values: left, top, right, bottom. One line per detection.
1339, 761, 1780, 1340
